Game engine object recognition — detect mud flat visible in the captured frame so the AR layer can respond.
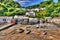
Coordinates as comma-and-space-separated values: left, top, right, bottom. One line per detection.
0, 29, 60, 40
0, 23, 60, 40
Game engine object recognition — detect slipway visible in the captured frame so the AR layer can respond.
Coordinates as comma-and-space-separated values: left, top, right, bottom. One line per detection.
0, 23, 15, 31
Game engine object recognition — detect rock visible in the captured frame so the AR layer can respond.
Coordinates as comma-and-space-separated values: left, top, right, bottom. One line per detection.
26, 30, 31, 34
17, 29, 24, 33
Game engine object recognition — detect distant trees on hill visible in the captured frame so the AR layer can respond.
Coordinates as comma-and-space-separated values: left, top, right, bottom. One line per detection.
0, 0, 26, 16
0, 0, 60, 18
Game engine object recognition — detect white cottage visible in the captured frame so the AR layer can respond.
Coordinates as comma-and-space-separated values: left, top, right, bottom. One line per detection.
0, 16, 12, 23
40, 7, 46, 10
34, 8, 40, 12
29, 18, 38, 24
26, 11, 35, 17
18, 16, 29, 24
31, 8, 40, 12
6, 17, 13, 23
45, 17, 52, 23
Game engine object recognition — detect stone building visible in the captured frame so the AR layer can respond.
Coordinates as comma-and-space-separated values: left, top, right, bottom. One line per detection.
45, 17, 52, 23
29, 18, 38, 24
0, 16, 12, 23
18, 16, 29, 24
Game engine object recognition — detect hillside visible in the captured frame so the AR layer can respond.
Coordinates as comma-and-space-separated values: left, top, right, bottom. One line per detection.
0, 0, 60, 18
0, 0, 26, 16
27, 0, 60, 18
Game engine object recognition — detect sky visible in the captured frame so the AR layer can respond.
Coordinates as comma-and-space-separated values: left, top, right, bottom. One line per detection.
14, 0, 58, 7
53, 0, 58, 3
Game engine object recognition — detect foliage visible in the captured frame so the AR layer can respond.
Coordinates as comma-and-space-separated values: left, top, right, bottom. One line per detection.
28, 0, 60, 18
0, 0, 26, 16
0, 0, 60, 18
